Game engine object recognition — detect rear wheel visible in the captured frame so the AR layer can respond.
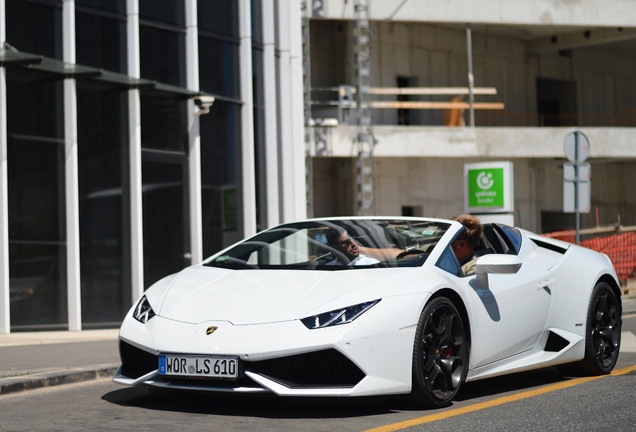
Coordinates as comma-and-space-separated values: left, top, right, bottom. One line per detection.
560, 282, 621, 376
410, 297, 468, 408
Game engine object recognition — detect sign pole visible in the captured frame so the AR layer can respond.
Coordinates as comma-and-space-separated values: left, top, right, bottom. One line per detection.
563, 130, 590, 245
575, 133, 580, 245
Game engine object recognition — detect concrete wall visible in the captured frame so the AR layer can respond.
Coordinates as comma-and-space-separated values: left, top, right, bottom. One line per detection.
320, 0, 636, 27
310, 20, 636, 127
321, 126, 636, 159
311, 155, 636, 233
307, 6, 636, 233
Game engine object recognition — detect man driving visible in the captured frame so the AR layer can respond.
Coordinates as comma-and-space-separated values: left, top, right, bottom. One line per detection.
450, 214, 483, 275
325, 226, 380, 266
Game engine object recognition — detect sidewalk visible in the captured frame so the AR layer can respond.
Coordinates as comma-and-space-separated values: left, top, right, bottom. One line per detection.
1, 297, 635, 396
0, 329, 119, 395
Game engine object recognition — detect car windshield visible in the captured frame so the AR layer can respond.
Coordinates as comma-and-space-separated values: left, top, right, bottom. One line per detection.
205, 219, 450, 270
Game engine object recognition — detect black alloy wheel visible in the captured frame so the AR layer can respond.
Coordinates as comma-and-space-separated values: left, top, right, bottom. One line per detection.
560, 282, 621, 376
411, 296, 468, 408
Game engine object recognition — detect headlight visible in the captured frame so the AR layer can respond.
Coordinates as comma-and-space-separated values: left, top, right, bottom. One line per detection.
301, 299, 380, 329
133, 295, 156, 323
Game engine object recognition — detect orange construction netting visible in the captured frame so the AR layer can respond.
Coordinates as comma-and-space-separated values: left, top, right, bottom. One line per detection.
543, 231, 636, 281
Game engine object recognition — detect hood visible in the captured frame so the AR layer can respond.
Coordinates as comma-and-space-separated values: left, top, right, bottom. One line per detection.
155, 265, 402, 325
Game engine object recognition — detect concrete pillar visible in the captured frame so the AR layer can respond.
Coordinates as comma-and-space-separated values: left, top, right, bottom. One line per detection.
239, 0, 257, 237
185, 0, 203, 263
0, 0, 10, 333
62, 0, 82, 330
262, 0, 280, 228
276, 0, 295, 223
127, 0, 144, 301
289, 0, 307, 221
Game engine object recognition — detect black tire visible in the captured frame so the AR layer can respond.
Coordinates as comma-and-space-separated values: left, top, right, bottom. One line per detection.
560, 282, 621, 376
410, 297, 468, 408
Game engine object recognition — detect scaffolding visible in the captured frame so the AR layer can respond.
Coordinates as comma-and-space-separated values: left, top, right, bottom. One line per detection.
301, 2, 313, 217
353, 0, 375, 216
302, 2, 503, 216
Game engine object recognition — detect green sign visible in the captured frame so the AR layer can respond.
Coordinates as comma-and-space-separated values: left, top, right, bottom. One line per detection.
467, 167, 505, 208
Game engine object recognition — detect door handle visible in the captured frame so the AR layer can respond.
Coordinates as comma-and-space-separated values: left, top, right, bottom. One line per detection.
537, 278, 556, 291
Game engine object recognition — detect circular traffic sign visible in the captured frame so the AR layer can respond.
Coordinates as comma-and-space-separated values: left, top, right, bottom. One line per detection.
563, 131, 590, 163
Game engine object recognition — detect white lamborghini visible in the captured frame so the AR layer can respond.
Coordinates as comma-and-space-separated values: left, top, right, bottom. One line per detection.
113, 217, 622, 408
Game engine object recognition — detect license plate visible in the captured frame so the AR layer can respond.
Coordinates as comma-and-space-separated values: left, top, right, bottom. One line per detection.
159, 355, 238, 379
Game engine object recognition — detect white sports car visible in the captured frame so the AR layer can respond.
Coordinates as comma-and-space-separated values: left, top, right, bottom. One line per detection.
114, 217, 622, 408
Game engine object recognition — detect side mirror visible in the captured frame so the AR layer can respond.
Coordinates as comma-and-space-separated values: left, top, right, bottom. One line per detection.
475, 254, 522, 289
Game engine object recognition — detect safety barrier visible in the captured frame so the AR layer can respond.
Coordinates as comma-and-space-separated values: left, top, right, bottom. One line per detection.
543, 230, 636, 281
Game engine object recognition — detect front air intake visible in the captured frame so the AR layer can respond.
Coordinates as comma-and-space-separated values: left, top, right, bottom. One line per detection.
119, 340, 158, 379
247, 349, 365, 387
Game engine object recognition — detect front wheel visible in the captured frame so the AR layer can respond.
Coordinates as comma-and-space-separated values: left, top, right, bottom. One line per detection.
410, 297, 468, 408
561, 282, 621, 376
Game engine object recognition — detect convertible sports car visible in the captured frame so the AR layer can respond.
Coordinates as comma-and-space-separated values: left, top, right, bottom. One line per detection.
114, 217, 622, 408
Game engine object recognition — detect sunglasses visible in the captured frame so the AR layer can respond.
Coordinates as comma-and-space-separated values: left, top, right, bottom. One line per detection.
336, 238, 355, 248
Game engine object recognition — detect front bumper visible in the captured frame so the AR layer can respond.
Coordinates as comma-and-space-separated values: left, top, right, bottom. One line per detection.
114, 294, 426, 397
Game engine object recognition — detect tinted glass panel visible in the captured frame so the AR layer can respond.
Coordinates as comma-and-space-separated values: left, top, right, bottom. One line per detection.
199, 36, 239, 98
140, 25, 186, 86
140, 93, 187, 152
201, 101, 241, 256
198, 0, 237, 36
7, 137, 66, 329
76, 0, 125, 13
6, 0, 62, 59
436, 247, 461, 276
140, 0, 185, 26
76, 11, 126, 73
496, 224, 522, 255
77, 80, 130, 326
252, 48, 264, 230
6, 69, 63, 138
251, 0, 263, 43
7, 68, 66, 329
142, 157, 188, 288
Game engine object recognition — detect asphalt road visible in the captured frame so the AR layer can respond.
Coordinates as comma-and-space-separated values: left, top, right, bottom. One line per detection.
2, 314, 635, 432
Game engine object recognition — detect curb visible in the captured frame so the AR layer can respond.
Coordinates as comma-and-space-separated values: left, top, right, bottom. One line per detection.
0, 364, 119, 396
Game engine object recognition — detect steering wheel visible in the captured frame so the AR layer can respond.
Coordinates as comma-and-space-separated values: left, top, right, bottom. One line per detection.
396, 249, 427, 259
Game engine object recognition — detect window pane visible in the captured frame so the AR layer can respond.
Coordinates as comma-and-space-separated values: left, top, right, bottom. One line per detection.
201, 101, 242, 256
252, 48, 264, 229
76, 11, 126, 73
198, 0, 237, 37
8, 139, 67, 329
140, 93, 188, 152
142, 157, 188, 288
77, 80, 130, 326
251, 0, 263, 43
140, 0, 184, 26
199, 36, 239, 98
140, 25, 186, 86
76, 0, 125, 13
7, 67, 66, 329
436, 247, 461, 276
6, 0, 62, 59
6, 68, 63, 139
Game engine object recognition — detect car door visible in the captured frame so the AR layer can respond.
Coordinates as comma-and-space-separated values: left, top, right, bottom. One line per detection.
467, 257, 553, 369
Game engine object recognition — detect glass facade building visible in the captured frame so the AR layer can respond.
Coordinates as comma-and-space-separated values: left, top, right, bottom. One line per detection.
0, 0, 308, 332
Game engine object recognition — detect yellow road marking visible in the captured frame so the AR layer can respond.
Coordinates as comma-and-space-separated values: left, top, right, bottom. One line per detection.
365, 364, 636, 432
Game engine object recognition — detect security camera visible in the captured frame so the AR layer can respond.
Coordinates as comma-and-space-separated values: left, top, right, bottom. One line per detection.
193, 95, 215, 115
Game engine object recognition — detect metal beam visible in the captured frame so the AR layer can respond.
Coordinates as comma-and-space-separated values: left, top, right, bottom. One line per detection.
370, 101, 504, 110
369, 87, 497, 95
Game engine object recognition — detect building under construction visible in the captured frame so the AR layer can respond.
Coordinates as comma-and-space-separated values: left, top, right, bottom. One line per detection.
305, 0, 636, 237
